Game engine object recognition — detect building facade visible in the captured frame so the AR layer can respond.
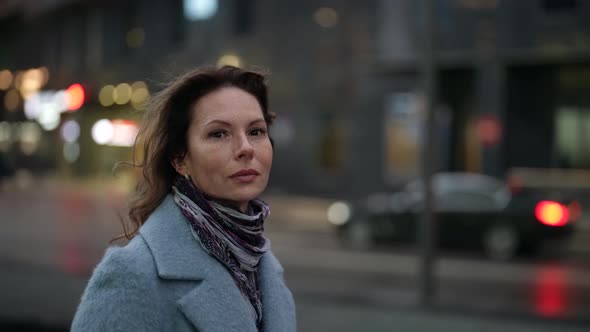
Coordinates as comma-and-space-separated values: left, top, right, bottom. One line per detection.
1, 0, 589, 197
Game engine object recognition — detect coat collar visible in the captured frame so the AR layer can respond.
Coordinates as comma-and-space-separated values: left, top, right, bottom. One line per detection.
139, 194, 219, 280
139, 194, 293, 332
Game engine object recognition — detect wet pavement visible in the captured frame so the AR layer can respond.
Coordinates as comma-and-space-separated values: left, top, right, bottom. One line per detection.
0, 178, 588, 330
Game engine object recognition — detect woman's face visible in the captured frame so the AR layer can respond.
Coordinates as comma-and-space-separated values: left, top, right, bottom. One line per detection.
177, 87, 273, 212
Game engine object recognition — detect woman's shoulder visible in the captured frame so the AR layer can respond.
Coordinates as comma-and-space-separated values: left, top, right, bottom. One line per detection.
90, 235, 156, 286
71, 236, 167, 331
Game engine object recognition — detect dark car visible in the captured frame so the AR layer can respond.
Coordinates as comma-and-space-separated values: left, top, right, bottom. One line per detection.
331, 173, 578, 260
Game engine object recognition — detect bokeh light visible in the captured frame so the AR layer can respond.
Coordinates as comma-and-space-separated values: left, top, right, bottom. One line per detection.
0, 122, 11, 152
63, 142, 80, 163
126, 27, 145, 48
99, 85, 115, 106
327, 201, 352, 226
114, 83, 132, 105
23, 90, 69, 131
61, 120, 81, 143
131, 81, 148, 101
91, 119, 114, 145
91, 119, 138, 146
131, 81, 150, 110
217, 54, 241, 67
0, 70, 13, 90
23, 93, 41, 120
39, 66, 49, 86
19, 68, 45, 99
13, 71, 23, 91
110, 119, 139, 147
38, 105, 61, 131
183, 0, 218, 21
314, 7, 339, 28
65, 83, 85, 111
4, 89, 20, 111
19, 122, 41, 155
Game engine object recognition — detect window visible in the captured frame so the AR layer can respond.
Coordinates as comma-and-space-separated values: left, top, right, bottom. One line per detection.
436, 191, 499, 212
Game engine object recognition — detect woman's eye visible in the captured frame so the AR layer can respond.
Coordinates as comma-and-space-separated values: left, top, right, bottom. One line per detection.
208, 130, 227, 138
250, 128, 267, 136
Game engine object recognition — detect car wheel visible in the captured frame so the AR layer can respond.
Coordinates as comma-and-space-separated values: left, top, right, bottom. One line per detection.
483, 224, 519, 261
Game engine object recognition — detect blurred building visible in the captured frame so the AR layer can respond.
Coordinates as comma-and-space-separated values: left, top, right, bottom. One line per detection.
378, 0, 590, 184
0, 0, 589, 197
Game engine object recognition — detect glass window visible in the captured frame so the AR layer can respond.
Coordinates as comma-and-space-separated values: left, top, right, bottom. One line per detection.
436, 191, 499, 212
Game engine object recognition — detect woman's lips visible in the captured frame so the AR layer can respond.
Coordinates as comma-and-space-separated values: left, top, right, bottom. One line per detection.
230, 169, 259, 183
231, 174, 258, 183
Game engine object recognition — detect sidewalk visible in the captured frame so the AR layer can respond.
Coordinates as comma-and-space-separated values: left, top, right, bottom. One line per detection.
296, 296, 589, 332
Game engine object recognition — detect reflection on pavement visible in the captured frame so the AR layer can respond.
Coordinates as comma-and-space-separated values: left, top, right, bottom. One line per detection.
533, 265, 570, 318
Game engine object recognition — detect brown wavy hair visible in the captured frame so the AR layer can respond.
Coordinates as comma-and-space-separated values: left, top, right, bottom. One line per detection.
119, 65, 275, 240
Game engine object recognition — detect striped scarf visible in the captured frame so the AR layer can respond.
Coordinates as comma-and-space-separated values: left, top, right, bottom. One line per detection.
172, 175, 271, 328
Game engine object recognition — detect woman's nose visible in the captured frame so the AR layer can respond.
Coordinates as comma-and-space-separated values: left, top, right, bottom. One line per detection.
235, 134, 254, 160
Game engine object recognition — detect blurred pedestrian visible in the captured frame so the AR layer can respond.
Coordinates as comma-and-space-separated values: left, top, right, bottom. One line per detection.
71, 66, 296, 332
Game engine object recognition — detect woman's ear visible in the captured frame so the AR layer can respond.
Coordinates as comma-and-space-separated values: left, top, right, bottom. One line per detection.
171, 155, 187, 176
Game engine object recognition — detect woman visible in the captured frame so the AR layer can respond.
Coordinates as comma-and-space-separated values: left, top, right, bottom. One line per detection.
71, 66, 296, 332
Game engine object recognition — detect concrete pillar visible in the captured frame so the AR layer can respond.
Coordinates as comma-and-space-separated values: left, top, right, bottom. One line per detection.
477, 60, 505, 177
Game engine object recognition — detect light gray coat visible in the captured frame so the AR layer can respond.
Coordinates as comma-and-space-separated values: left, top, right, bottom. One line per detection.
71, 195, 296, 332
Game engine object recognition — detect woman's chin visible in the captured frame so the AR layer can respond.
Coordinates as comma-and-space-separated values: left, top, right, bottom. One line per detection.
213, 188, 265, 208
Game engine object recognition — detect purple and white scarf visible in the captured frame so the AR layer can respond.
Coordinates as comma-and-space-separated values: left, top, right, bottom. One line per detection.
172, 175, 271, 328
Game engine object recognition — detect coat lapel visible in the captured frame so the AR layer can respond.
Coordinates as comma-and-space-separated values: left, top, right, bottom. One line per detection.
139, 195, 257, 331
259, 251, 297, 332
139, 195, 207, 280
176, 273, 257, 332
139, 195, 295, 332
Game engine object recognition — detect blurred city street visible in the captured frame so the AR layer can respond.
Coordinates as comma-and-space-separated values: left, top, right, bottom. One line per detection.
3, 0, 590, 330
0, 178, 588, 331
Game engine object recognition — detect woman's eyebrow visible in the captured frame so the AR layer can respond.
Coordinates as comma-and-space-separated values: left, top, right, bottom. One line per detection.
249, 118, 266, 126
204, 118, 266, 127
204, 119, 231, 127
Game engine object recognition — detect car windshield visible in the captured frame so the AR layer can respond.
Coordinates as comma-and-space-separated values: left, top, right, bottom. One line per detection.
403, 173, 511, 209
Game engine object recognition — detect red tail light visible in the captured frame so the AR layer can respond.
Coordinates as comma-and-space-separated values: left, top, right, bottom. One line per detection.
535, 201, 569, 227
